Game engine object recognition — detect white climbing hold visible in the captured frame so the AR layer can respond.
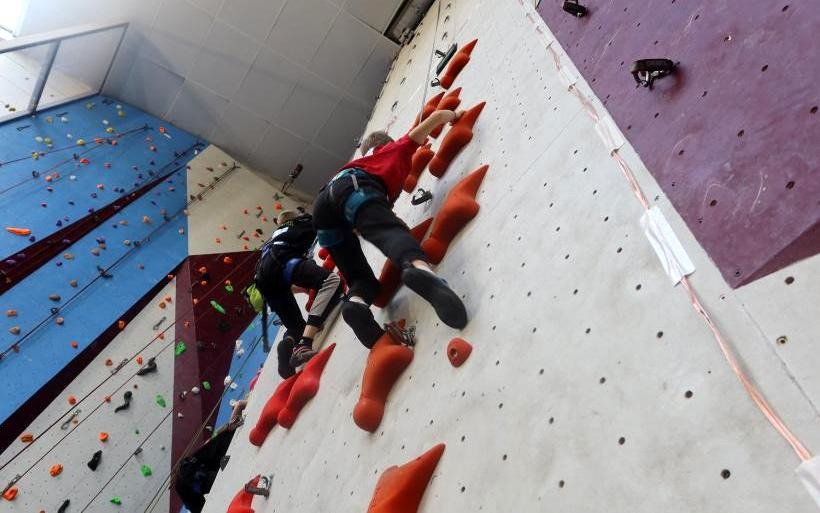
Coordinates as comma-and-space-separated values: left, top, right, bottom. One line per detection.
236, 348, 245, 357
69, 175, 77, 181
229, 383, 237, 390
235, 339, 243, 349
223, 376, 232, 386
229, 399, 238, 407
191, 387, 200, 395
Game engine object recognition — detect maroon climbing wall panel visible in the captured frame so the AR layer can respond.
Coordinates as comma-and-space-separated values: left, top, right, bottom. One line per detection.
536, 0, 819, 287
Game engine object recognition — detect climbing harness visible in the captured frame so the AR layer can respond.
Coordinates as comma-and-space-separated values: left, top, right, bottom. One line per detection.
411, 188, 433, 205
59, 409, 81, 430
562, 0, 588, 17
317, 168, 388, 248
631, 59, 676, 89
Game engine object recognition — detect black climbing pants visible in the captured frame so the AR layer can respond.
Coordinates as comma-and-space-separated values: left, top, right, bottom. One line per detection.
255, 253, 342, 335
312, 173, 427, 304
174, 428, 235, 513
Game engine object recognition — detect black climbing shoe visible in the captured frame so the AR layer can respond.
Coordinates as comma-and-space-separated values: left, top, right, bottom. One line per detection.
87, 450, 102, 471
401, 267, 467, 329
277, 335, 296, 379
342, 302, 384, 349
136, 357, 157, 376
289, 342, 317, 368
114, 391, 132, 413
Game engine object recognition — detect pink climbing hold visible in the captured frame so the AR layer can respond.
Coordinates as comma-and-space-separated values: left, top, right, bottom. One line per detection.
277, 344, 336, 429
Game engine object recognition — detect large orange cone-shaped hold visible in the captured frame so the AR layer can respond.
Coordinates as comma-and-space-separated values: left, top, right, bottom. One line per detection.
440, 39, 477, 89
430, 88, 462, 139
422, 165, 488, 264
374, 218, 433, 308
226, 476, 258, 513
367, 444, 446, 513
447, 338, 472, 367
277, 343, 336, 428
248, 373, 299, 446
353, 329, 414, 432
403, 144, 434, 193
428, 101, 485, 178
411, 92, 445, 129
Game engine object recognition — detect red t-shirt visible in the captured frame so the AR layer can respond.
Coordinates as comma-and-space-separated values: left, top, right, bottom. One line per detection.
339, 135, 421, 202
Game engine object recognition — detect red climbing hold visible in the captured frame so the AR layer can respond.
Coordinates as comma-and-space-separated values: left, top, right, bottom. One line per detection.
49, 463, 63, 477
412, 91, 445, 129
367, 444, 446, 513
446, 338, 472, 367
422, 164, 488, 264
248, 373, 298, 447
403, 144, 434, 193
428, 101, 485, 178
317, 247, 329, 260
430, 88, 462, 138
440, 39, 477, 90
67, 395, 77, 405
3, 487, 18, 501
226, 476, 259, 513
374, 218, 433, 308
277, 343, 336, 429
353, 327, 414, 432
5, 227, 31, 236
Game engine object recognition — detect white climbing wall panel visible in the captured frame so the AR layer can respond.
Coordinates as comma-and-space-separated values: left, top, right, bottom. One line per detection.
186, 146, 312, 256
0, 282, 177, 513
202, 1, 820, 512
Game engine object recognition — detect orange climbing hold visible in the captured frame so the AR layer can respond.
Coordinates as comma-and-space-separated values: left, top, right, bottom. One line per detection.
70, 341, 78, 349
248, 373, 299, 446
353, 327, 414, 432
430, 87, 462, 138
67, 395, 77, 405
5, 227, 31, 236
403, 144, 434, 193
223, 256, 233, 264
439, 38, 477, 90
226, 476, 259, 513
422, 164, 488, 264
136, 355, 143, 365
105, 358, 113, 366
117, 320, 126, 329
158, 301, 166, 309
428, 101, 485, 178
3, 486, 18, 501
274, 202, 283, 211
412, 91, 445, 129
278, 343, 336, 429
49, 463, 63, 477
99, 432, 109, 442
447, 338, 472, 367
20, 433, 34, 443
374, 219, 433, 308
367, 444, 446, 513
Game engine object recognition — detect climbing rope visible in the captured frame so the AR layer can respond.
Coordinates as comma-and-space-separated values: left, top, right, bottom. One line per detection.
415, 0, 444, 124
0, 143, 205, 360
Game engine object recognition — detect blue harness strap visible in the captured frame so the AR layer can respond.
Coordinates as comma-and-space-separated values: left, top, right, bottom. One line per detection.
282, 258, 301, 285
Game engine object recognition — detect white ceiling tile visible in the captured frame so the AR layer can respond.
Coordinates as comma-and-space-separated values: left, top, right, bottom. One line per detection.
120, 56, 185, 117
247, 123, 310, 181
187, 0, 223, 16
166, 80, 229, 138
209, 102, 270, 158
296, 143, 348, 193
188, 20, 259, 98
139, 29, 201, 77
153, 0, 213, 45
276, 88, 338, 141
314, 97, 370, 157
103, 43, 139, 97
348, 35, 397, 105
233, 48, 299, 119
343, 0, 403, 32
265, 0, 339, 67
310, 10, 378, 90
218, 0, 285, 41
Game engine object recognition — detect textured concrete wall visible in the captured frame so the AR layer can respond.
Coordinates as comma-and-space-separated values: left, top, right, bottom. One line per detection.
200, 1, 820, 513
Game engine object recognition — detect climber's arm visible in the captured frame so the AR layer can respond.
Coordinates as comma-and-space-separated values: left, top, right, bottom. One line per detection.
409, 110, 462, 144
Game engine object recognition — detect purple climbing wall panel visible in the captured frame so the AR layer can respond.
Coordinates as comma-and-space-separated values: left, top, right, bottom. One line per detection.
536, 0, 819, 287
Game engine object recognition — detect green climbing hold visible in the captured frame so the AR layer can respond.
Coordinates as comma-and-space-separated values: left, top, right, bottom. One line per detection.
202, 381, 211, 391
155, 395, 166, 408
110, 497, 122, 505
135, 429, 140, 435
210, 300, 226, 314
225, 284, 234, 293
140, 464, 152, 477
175, 341, 186, 356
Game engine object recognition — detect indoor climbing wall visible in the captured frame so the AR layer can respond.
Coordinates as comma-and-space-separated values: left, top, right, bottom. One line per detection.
201, 1, 820, 513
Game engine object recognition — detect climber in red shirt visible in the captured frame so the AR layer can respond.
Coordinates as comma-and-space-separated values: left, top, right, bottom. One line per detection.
312, 109, 467, 350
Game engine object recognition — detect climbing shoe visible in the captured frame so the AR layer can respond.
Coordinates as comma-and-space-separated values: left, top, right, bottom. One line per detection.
87, 450, 102, 471
289, 341, 317, 368
135, 357, 157, 376
401, 267, 467, 329
277, 335, 296, 379
342, 301, 384, 349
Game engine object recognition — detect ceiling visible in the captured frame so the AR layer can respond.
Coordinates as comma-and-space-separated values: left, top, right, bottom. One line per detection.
96, 0, 406, 194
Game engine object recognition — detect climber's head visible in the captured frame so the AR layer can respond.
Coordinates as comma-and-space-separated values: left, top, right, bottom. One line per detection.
276, 210, 298, 225
360, 130, 393, 156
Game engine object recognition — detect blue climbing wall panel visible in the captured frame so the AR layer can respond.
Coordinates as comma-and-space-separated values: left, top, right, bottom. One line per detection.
0, 95, 201, 426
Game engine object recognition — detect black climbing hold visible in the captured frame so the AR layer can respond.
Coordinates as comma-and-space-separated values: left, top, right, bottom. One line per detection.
50, 307, 60, 315
58, 499, 70, 513
97, 266, 113, 278
631, 59, 676, 89
87, 450, 102, 471
136, 357, 157, 376
411, 188, 433, 205
114, 391, 132, 413
218, 319, 231, 333
562, 0, 588, 17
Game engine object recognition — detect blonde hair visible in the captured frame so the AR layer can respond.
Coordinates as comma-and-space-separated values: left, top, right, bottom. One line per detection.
276, 210, 298, 225
360, 130, 394, 156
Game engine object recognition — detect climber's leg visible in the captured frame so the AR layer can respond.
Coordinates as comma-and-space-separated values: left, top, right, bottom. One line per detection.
276, 332, 296, 379
286, 260, 344, 364
354, 200, 468, 330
